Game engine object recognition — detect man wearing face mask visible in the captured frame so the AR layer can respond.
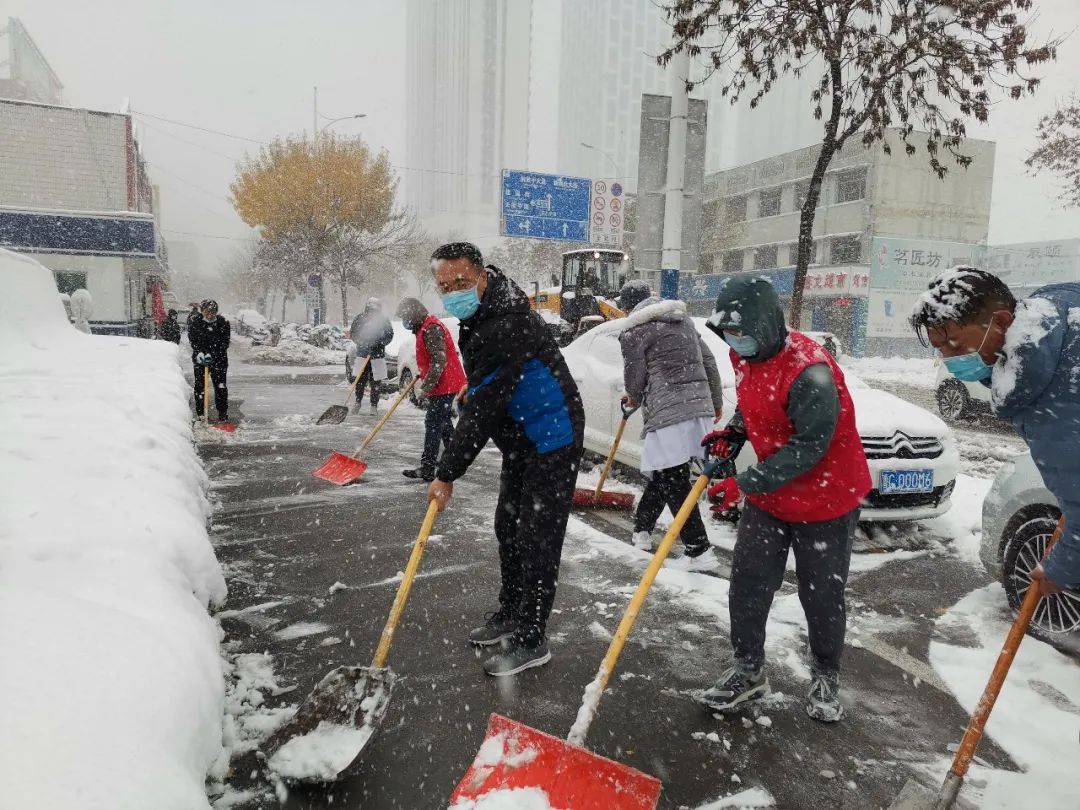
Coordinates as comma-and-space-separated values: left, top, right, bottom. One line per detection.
697, 276, 870, 723
425, 242, 585, 677
911, 266, 1080, 596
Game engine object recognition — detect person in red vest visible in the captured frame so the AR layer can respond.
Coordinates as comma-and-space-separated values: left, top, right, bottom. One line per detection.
697, 276, 871, 723
396, 298, 468, 482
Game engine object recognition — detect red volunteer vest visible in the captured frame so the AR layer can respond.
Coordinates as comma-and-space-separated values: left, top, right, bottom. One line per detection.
733, 331, 870, 522
416, 315, 467, 397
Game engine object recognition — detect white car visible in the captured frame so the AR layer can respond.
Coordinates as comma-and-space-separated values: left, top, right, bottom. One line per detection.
563, 318, 960, 522
982, 452, 1080, 645
934, 360, 992, 422
393, 316, 462, 406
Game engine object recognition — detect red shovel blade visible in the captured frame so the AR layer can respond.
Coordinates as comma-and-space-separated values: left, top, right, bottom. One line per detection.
571, 489, 636, 509
313, 451, 368, 485
450, 714, 660, 810
210, 422, 236, 433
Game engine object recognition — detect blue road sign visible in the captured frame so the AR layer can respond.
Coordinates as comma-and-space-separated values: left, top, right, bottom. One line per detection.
501, 170, 591, 242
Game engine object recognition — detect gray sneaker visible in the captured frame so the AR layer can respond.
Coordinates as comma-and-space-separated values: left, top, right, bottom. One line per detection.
482, 640, 551, 677
806, 672, 845, 722
697, 665, 770, 712
468, 609, 518, 647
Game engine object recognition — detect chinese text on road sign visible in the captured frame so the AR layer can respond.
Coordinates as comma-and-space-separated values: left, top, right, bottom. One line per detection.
501, 170, 591, 242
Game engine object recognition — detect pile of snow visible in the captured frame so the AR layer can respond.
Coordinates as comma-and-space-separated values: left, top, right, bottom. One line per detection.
450, 787, 557, 810
930, 583, 1080, 808
268, 721, 373, 782
235, 308, 268, 334
692, 787, 775, 809
992, 296, 1059, 403
279, 321, 350, 350
0, 250, 227, 809
246, 337, 344, 366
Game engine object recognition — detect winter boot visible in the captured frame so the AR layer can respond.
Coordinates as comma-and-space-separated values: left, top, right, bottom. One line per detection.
665, 545, 720, 573
697, 664, 770, 712
468, 608, 518, 647
482, 639, 551, 677
631, 530, 653, 551
806, 672, 845, 723
402, 467, 436, 482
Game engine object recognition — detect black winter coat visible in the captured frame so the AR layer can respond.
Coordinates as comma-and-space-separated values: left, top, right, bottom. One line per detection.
435, 268, 584, 483
189, 315, 231, 367
159, 316, 182, 344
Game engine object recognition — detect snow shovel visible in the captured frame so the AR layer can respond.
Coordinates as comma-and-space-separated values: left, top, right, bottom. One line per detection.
312, 376, 418, 485
316, 356, 370, 425
450, 458, 722, 809
201, 366, 235, 433
889, 516, 1065, 810
572, 403, 638, 509
263, 500, 440, 783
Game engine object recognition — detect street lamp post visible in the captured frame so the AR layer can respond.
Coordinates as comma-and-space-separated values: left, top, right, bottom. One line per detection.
580, 141, 621, 177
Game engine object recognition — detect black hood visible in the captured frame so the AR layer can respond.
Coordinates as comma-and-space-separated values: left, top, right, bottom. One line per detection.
470, 265, 531, 323
706, 275, 788, 362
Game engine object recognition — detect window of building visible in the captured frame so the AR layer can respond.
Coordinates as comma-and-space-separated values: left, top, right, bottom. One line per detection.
793, 181, 810, 211
702, 199, 721, 226
830, 236, 862, 265
725, 195, 747, 223
723, 250, 744, 274
835, 168, 867, 204
758, 187, 781, 218
786, 241, 817, 266
753, 245, 779, 271
54, 272, 87, 295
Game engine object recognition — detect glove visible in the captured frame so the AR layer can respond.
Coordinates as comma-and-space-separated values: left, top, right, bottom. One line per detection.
701, 427, 744, 460
195, 352, 210, 366
707, 477, 742, 513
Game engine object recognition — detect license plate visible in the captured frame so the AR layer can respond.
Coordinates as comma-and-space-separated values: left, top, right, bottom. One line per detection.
879, 469, 934, 495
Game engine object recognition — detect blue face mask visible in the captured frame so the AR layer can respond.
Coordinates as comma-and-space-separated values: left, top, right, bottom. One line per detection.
942, 319, 995, 382
442, 285, 481, 320
724, 332, 759, 358
943, 352, 992, 382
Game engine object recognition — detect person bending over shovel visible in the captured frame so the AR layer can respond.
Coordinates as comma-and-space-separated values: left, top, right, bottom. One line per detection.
189, 299, 231, 424
698, 276, 870, 722
910, 267, 1080, 594
614, 282, 725, 570
396, 297, 467, 482
426, 242, 585, 677
349, 296, 394, 411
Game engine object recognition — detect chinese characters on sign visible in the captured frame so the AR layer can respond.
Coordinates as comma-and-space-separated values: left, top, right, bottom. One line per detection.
801, 271, 869, 296
588, 179, 625, 247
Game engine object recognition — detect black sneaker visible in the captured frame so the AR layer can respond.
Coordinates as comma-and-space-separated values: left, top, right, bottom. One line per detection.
482, 640, 551, 677
806, 672, 845, 722
402, 468, 436, 482
696, 665, 770, 712
468, 609, 518, 647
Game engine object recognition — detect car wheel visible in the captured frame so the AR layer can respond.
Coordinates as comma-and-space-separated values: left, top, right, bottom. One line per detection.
1002, 515, 1080, 645
936, 379, 972, 422
399, 369, 425, 409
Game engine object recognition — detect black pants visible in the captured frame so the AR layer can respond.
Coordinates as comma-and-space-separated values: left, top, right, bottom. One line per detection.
729, 501, 858, 676
421, 394, 455, 472
354, 359, 379, 406
634, 463, 709, 554
194, 364, 228, 418
495, 442, 582, 647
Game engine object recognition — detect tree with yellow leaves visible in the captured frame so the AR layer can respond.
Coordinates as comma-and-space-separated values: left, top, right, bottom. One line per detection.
230, 134, 416, 325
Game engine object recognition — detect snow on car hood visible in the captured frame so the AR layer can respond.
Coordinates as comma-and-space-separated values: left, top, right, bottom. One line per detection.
848, 386, 950, 439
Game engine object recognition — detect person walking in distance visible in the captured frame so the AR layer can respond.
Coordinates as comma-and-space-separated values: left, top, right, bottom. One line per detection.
396, 297, 467, 482
349, 296, 394, 411
698, 276, 870, 722
159, 309, 182, 344
614, 282, 726, 571
425, 242, 585, 677
189, 299, 231, 424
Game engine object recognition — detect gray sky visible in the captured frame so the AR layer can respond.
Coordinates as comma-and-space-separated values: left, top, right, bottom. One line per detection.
3, 0, 1078, 278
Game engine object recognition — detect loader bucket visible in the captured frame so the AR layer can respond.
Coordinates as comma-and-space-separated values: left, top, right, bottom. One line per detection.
449, 714, 660, 810
313, 451, 368, 485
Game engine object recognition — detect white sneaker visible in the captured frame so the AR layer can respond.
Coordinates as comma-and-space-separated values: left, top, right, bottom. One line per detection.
631, 531, 653, 551
666, 547, 720, 573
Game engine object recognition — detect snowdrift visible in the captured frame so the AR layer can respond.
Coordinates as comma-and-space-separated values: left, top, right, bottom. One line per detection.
0, 250, 227, 809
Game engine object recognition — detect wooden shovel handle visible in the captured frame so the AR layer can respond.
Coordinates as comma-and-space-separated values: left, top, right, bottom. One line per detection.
343, 356, 371, 406
351, 376, 418, 458
371, 500, 439, 668
950, 515, 1065, 779
202, 366, 211, 426
568, 473, 712, 746
594, 417, 630, 499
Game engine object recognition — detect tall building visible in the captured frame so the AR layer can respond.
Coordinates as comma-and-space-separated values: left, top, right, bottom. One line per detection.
0, 18, 63, 105
404, 0, 532, 240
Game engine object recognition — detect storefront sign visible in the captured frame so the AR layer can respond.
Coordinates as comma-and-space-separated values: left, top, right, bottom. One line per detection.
986, 240, 1080, 291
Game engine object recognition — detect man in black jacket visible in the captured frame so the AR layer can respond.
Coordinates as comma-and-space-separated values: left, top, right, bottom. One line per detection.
189, 299, 231, 423
426, 242, 585, 677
